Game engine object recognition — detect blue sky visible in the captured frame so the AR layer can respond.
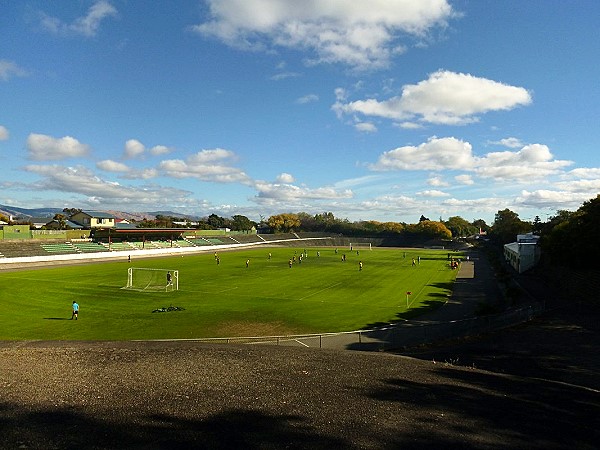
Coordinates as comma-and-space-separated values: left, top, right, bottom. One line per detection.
1, 0, 599, 224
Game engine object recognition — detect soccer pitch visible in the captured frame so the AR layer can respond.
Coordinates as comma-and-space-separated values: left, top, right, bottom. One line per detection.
0, 247, 462, 340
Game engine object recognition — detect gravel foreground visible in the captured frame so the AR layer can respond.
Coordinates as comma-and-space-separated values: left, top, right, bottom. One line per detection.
1, 340, 598, 449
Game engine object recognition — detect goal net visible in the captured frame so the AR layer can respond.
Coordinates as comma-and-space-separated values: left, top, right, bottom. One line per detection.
124, 268, 179, 292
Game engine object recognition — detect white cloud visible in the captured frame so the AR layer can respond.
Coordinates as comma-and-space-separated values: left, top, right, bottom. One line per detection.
40, 1, 117, 37
124, 139, 145, 159
0, 125, 9, 140
454, 174, 474, 185
489, 137, 524, 148
253, 180, 353, 204
193, 0, 454, 70
26, 133, 90, 160
333, 70, 532, 125
369, 137, 475, 171
476, 144, 572, 181
97, 159, 129, 172
276, 172, 295, 183
566, 168, 600, 179
23, 164, 193, 208
368, 137, 572, 183
0, 60, 28, 81
159, 148, 252, 184
149, 145, 173, 156
517, 190, 594, 210
418, 189, 450, 197
355, 122, 377, 133
295, 94, 319, 104
427, 176, 449, 187
271, 72, 301, 81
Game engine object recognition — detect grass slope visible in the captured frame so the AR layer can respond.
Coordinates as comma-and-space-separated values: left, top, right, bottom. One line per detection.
0, 247, 461, 340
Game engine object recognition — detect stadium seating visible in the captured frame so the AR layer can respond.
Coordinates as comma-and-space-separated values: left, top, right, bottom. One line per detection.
40, 243, 78, 254
72, 242, 109, 253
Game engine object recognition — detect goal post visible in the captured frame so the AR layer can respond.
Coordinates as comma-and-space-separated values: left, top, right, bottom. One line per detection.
349, 242, 372, 250
124, 268, 179, 292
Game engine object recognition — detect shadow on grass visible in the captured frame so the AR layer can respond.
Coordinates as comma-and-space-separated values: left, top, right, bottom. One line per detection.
43, 318, 70, 320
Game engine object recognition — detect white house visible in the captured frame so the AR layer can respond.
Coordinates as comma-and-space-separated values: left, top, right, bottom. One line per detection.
504, 233, 541, 273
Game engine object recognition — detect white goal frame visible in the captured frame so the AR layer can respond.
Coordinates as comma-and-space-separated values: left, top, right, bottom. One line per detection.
124, 268, 179, 292
349, 242, 372, 250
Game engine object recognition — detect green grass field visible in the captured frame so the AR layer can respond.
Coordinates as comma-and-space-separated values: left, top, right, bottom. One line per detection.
0, 247, 462, 340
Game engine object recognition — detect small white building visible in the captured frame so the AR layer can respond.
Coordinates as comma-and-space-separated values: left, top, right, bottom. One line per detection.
504, 233, 541, 273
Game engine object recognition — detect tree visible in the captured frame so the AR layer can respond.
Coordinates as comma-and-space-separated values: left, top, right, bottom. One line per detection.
52, 213, 67, 230
445, 216, 478, 238
207, 214, 227, 229
268, 213, 301, 233
489, 209, 531, 246
63, 207, 82, 217
472, 219, 489, 234
407, 220, 452, 240
543, 195, 600, 268
230, 215, 255, 231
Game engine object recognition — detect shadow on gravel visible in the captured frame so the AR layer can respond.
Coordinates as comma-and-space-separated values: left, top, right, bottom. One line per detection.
0, 406, 347, 449
367, 367, 600, 449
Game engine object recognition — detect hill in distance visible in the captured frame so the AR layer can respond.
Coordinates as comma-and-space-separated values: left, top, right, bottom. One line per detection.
0, 204, 198, 222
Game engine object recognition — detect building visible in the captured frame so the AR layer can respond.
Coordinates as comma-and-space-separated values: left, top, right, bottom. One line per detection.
504, 233, 541, 273
70, 211, 116, 229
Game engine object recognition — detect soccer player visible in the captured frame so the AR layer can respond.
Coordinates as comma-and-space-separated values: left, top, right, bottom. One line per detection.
359, 261, 363, 271
166, 271, 173, 286
246, 259, 250, 268
71, 301, 79, 320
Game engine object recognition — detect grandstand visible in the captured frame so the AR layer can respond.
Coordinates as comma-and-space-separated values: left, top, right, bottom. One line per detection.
0, 228, 341, 264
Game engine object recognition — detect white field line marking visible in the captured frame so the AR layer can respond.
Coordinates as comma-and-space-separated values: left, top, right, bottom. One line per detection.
298, 282, 342, 301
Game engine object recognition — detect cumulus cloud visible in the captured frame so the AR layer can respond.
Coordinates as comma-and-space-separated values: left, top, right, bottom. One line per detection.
333, 70, 532, 125
475, 144, 572, 181
0, 60, 28, 81
23, 164, 192, 208
355, 122, 377, 133
454, 174, 474, 185
517, 190, 595, 210
124, 139, 145, 159
159, 148, 252, 184
489, 137, 524, 148
149, 145, 173, 156
368, 137, 572, 183
192, 0, 454, 70
253, 180, 353, 204
27, 133, 90, 160
566, 168, 600, 179
418, 189, 450, 197
427, 176, 449, 187
96, 159, 129, 172
40, 0, 117, 37
369, 137, 475, 171
276, 172, 295, 183
0, 125, 9, 140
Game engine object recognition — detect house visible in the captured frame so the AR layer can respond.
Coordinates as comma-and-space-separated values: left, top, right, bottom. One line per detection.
70, 211, 116, 229
504, 232, 541, 273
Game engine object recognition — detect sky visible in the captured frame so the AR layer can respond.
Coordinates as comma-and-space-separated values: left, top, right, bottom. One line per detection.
1, 0, 599, 225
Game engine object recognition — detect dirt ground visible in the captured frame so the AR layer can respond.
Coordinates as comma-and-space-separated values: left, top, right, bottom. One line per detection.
1, 312, 599, 450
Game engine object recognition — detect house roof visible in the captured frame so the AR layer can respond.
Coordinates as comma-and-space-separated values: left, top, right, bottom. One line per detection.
76, 211, 116, 219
